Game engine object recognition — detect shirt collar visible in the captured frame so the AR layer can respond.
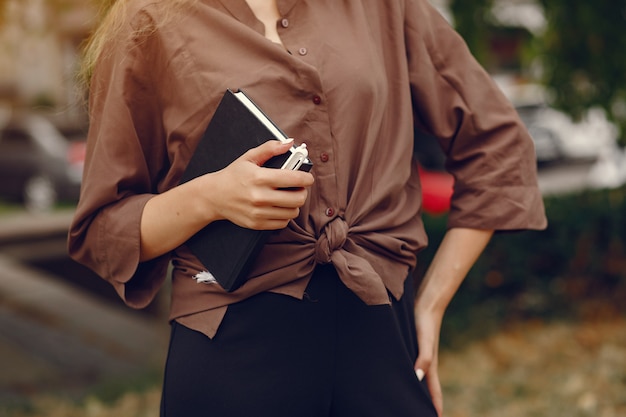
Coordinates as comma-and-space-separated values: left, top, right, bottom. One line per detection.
276, 0, 300, 16
216, 0, 301, 26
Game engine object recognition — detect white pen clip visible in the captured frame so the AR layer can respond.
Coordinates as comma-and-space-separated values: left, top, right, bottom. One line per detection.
281, 143, 309, 170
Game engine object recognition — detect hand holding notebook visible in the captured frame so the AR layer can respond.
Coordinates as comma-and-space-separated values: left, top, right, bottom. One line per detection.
209, 139, 312, 229
179, 89, 313, 292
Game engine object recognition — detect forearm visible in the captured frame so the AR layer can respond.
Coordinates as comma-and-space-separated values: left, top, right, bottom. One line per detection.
139, 140, 314, 262
415, 228, 494, 316
139, 175, 219, 262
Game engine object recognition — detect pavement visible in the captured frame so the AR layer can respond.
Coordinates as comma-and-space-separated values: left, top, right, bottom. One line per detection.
0, 210, 170, 404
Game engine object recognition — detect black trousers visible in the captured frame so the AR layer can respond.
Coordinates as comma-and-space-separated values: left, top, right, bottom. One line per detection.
160, 265, 437, 417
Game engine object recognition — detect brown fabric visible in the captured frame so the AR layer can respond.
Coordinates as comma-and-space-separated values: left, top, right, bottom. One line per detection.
68, 0, 547, 338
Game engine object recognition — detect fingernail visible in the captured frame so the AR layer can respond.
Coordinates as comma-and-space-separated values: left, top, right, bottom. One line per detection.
416, 368, 425, 381
284, 138, 294, 144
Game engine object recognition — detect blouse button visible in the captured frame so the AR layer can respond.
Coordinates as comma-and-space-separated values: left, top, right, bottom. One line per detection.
312, 95, 322, 105
325, 207, 335, 217
281, 18, 289, 28
298, 47, 308, 56
320, 152, 329, 162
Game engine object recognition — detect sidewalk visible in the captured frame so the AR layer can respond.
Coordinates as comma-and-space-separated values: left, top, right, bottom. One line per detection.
0, 209, 74, 244
0, 210, 169, 403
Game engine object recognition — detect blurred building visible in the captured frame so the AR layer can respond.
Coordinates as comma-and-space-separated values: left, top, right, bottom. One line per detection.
0, 0, 96, 128
0, 0, 544, 129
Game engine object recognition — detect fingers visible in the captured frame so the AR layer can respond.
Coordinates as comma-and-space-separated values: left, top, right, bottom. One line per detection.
242, 184, 309, 228
427, 371, 444, 417
414, 347, 434, 380
253, 168, 314, 190
240, 140, 314, 189
414, 354, 443, 417
414, 322, 436, 382
414, 312, 444, 416
243, 138, 295, 167
207, 152, 313, 230
248, 186, 309, 209
240, 205, 302, 230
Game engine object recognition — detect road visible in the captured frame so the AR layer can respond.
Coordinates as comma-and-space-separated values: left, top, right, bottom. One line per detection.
536, 159, 597, 196
0, 211, 169, 404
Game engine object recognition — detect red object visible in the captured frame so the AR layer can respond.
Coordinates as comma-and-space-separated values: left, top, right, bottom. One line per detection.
418, 165, 453, 215
67, 141, 86, 167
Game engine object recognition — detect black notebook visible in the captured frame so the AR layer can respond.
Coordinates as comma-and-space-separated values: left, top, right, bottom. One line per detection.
179, 89, 313, 292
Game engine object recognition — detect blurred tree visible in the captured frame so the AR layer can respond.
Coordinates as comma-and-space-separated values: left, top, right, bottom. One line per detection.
449, 0, 495, 68
537, 0, 626, 145
3, 0, 623, 144
3, 0, 108, 21
451, 0, 626, 144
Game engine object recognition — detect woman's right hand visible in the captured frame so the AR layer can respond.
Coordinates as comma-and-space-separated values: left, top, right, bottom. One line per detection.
140, 139, 314, 262
203, 139, 315, 230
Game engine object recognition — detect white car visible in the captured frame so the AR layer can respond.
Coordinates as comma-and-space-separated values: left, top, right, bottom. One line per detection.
516, 104, 619, 163
496, 80, 620, 164
0, 112, 85, 212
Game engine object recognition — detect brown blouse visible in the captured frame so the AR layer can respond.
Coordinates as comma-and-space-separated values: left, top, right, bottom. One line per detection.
68, 0, 547, 338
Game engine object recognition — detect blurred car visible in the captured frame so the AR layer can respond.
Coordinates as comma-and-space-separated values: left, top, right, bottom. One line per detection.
587, 145, 626, 190
516, 104, 619, 164
498, 81, 619, 164
0, 112, 85, 212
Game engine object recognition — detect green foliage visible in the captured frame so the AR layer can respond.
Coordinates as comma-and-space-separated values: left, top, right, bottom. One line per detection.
32, 93, 56, 109
450, 0, 626, 144
0, 199, 22, 214
418, 186, 626, 348
449, 0, 494, 67
537, 0, 626, 145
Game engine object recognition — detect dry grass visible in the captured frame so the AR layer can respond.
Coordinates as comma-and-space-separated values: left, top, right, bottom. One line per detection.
3, 390, 162, 417
440, 317, 626, 417
5, 317, 625, 417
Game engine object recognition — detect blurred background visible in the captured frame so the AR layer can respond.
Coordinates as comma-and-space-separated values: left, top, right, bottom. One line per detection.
0, 0, 625, 416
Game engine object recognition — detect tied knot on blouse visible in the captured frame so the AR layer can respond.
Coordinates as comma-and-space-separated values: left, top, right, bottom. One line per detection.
314, 217, 349, 264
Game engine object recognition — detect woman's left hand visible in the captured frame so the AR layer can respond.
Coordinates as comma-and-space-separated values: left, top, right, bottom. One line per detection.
412, 227, 494, 417
413, 303, 444, 416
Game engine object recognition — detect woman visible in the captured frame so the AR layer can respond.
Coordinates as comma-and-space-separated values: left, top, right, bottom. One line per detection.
69, 0, 547, 415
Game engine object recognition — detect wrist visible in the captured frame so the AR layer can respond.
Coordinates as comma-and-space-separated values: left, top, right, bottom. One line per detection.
414, 294, 447, 319
186, 173, 222, 225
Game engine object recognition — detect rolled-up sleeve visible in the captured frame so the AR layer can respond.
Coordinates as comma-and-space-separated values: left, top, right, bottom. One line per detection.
405, 0, 547, 231
68, 13, 170, 308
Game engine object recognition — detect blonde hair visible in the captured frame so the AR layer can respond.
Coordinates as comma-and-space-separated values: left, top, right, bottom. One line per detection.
79, 0, 195, 88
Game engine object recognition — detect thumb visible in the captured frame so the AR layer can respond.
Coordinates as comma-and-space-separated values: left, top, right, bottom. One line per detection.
414, 356, 431, 382
244, 138, 294, 167
414, 346, 434, 381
